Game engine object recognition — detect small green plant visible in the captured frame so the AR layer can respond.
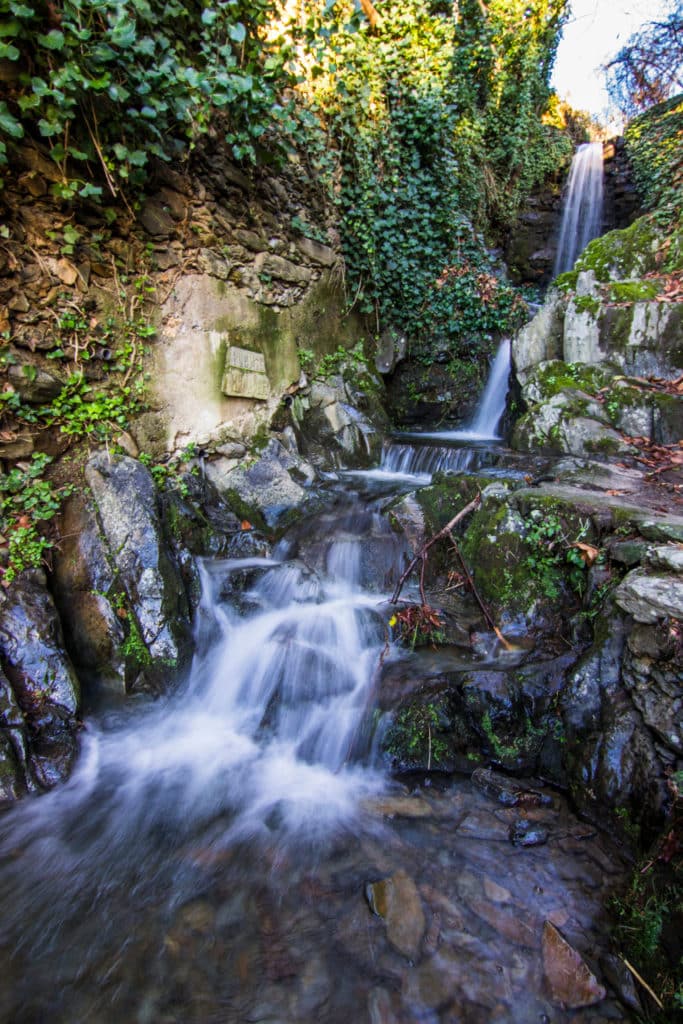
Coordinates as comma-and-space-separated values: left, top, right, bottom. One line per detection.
137, 452, 193, 497
385, 701, 448, 770
121, 618, 151, 668
479, 709, 547, 763
297, 347, 315, 374
0, 453, 73, 584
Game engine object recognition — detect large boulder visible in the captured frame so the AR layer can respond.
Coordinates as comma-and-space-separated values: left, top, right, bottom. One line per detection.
511, 215, 682, 457
292, 373, 388, 470
204, 438, 317, 528
52, 452, 192, 697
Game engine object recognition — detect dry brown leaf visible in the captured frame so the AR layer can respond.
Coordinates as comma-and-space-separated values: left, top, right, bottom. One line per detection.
572, 541, 600, 566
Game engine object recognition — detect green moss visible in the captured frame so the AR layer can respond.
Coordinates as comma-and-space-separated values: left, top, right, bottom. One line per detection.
478, 708, 547, 766
607, 280, 659, 303
384, 698, 450, 769
222, 489, 268, 534
584, 434, 621, 455
121, 619, 152, 668
573, 294, 600, 317
601, 305, 635, 352
416, 475, 487, 534
555, 270, 579, 292
574, 215, 661, 282
533, 361, 611, 400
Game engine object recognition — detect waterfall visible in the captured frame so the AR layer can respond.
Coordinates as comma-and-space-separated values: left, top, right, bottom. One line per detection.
553, 141, 604, 277
379, 336, 511, 479
468, 336, 511, 438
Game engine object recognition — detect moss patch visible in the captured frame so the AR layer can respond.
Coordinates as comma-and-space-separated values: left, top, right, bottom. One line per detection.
574, 215, 661, 282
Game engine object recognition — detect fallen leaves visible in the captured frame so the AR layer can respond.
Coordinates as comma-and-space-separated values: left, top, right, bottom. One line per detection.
621, 436, 683, 487
571, 541, 600, 566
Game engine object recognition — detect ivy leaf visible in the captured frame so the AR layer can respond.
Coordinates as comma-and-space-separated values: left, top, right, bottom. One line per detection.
135, 36, 156, 57
201, 9, 217, 26
37, 30, 65, 50
78, 182, 103, 197
0, 42, 20, 61
9, 2, 35, 14
37, 117, 62, 138
0, 102, 24, 139
232, 74, 253, 94
229, 22, 246, 44
111, 18, 136, 48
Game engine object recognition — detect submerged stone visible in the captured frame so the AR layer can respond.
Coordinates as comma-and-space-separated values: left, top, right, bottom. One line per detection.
365, 869, 426, 960
542, 921, 606, 1008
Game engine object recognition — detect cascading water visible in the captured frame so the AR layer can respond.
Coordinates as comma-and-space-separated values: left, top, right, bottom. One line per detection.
0, 344, 629, 1023
380, 337, 511, 479
553, 141, 604, 277
0, 497, 630, 1024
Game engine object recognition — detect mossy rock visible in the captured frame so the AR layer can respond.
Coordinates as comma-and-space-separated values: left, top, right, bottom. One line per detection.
573, 215, 663, 283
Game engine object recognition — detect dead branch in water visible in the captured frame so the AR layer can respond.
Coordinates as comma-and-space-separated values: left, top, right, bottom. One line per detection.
390, 492, 514, 651
391, 494, 480, 606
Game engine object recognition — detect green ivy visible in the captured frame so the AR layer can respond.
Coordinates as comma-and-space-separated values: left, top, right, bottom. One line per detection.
0, 0, 297, 192
625, 95, 683, 265
0, 453, 73, 583
310, 0, 569, 361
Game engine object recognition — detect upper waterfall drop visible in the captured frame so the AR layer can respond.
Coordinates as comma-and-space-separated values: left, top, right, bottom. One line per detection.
553, 141, 604, 277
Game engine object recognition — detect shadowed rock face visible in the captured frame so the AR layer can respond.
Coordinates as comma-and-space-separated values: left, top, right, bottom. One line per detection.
52, 452, 193, 700
0, 570, 80, 799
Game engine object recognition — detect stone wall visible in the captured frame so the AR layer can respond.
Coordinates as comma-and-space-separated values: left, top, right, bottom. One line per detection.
0, 137, 364, 460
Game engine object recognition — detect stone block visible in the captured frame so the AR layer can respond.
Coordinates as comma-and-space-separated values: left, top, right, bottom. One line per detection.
221, 346, 269, 400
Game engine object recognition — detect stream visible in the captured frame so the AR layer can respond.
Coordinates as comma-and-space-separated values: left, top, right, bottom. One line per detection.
0, 343, 632, 1023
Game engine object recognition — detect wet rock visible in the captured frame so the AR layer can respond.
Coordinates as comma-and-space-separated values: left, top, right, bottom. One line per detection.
509, 820, 548, 847
482, 877, 512, 903
366, 869, 426, 960
464, 895, 538, 948
0, 731, 24, 803
205, 439, 316, 527
293, 376, 385, 470
542, 921, 606, 1008
76, 452, 192, 689
51, 491, 127, 696
600, 953, 642, 1015
472, 767, 552, 808
622, 620, 683, 757
561, 607, 669, 837
456, 809, 510, 841
0, 570, 80, 720
0, 570, 80, 788
363, 795, 434, 819
614, 567, 683, 624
